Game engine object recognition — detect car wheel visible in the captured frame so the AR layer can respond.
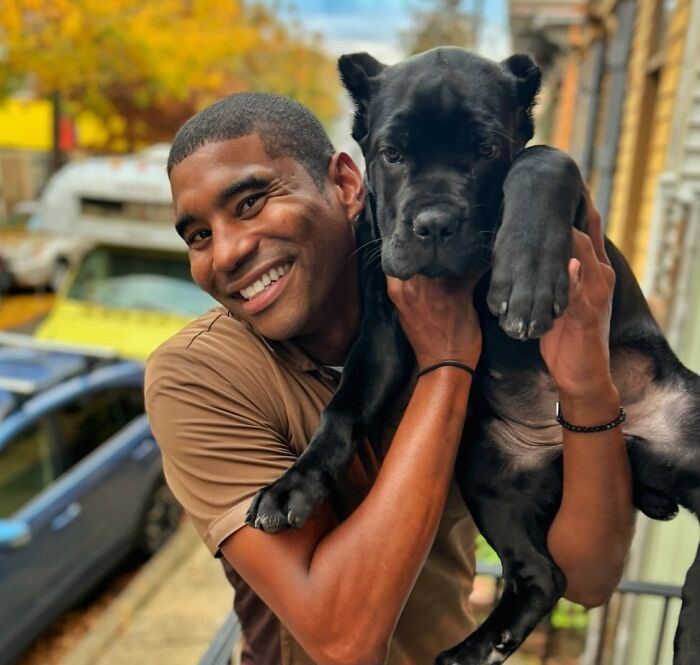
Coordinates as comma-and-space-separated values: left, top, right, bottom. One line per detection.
50, 258, 70, 292
134, 479, 182, 558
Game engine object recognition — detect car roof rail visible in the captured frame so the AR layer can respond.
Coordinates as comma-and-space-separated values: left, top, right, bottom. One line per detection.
0, 332, 118, 360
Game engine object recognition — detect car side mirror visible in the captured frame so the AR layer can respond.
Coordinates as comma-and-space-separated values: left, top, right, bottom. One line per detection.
0, 519, 32, 551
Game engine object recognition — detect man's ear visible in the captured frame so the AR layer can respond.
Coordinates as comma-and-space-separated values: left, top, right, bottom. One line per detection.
338, 53, 387, 145
501, 53, 542, 148
328, 152, 365, 221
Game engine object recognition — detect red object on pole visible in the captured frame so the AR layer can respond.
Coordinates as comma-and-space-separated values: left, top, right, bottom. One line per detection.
58, 117, 77, 151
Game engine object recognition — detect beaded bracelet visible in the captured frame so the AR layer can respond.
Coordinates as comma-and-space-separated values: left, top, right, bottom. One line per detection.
555, 402, 626, 433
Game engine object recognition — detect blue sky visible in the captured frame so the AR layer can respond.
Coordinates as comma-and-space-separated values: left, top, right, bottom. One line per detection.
264, 0, 511, 63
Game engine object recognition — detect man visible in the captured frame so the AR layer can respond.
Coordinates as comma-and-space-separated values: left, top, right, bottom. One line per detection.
145, 92, 634, 665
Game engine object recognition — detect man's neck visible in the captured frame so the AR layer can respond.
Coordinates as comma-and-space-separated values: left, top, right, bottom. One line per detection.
294, 263, 362, 366
295, 300, 360, 366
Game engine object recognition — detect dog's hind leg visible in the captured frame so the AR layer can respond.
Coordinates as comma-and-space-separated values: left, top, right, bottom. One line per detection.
674, 533, 700, 665
437, 444, 566, 665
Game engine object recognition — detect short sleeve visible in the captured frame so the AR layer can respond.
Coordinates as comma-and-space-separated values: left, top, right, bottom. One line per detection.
145, 344, 297, 556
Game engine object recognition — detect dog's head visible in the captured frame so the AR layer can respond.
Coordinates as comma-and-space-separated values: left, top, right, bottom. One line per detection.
339, 47, 541, 279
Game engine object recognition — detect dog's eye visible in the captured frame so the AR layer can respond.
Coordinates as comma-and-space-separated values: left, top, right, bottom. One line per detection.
478, 143, 499, 159
381, 147, 403, 164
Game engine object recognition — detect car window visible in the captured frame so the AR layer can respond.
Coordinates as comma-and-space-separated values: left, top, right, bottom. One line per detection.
114, 387, 145, 422
52, 387, 144, 472
0, 420, 57, 518
67, 246, 215, 316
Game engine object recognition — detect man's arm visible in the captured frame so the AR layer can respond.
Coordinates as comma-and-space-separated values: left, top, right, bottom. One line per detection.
542, 198, 635, 607
222, 274, 482, 665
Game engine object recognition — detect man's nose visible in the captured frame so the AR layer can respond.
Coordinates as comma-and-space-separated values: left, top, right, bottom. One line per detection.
211, 223, 258, 273
412, 210, 459, 242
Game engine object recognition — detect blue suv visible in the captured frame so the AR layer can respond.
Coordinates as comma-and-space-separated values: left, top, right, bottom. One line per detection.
0, 335, 181, 665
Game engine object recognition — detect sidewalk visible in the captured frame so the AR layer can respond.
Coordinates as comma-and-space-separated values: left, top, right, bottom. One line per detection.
62, 520, 233, 665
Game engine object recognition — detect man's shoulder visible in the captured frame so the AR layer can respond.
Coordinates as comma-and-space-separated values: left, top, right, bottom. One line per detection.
145, 306, 275, 387
150, 306, 265, 358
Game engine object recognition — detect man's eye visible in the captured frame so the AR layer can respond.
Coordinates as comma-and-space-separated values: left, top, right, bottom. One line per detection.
186, 229, 211, 246
478, 143, 499, 159
240, 194, 263, 214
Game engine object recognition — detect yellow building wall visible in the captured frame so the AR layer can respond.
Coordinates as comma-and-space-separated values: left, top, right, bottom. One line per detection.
550, 30, 582, 152
606, 0, 659, 266
0, 97, 124, 151
632, 0, 690, 276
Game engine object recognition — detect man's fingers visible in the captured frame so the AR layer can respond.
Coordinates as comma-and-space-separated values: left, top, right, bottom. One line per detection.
582, 188, 610, 266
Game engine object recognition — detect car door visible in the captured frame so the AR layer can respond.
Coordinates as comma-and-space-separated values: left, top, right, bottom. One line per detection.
48, 381, 160, 574
0, 416, 67, 663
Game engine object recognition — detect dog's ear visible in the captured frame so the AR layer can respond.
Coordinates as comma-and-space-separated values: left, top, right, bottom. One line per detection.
338, 52, 387, 144
501, 54, 542, 147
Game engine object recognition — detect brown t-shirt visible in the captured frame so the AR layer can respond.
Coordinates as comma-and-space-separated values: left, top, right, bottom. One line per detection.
145, 306, 478, 665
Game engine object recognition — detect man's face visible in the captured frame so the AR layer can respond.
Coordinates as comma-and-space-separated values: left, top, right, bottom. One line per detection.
170, 135, 362, 341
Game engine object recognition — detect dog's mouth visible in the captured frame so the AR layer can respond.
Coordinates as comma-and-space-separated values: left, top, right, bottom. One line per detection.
381, 235, 492, 281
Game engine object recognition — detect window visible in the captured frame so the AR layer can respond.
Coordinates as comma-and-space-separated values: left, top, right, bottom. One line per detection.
0, 421, 56, 518
51, 387, 143, 472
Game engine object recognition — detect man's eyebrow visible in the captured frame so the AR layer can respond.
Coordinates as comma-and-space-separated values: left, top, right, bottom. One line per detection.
175, 213, 196, 239
216, 175, 271, 208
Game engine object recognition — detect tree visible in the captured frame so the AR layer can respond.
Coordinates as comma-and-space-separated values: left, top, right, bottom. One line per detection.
0, 0, 339, 151
402, 0, 484, 55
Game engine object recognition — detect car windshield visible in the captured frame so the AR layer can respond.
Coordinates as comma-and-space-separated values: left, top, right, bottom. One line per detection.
67, 246, 215, 317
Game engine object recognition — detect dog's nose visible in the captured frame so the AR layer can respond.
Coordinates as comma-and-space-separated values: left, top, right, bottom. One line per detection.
412, 211, 459, 242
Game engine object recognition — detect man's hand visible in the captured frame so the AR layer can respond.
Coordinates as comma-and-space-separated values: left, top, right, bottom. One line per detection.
386, 274, 482, 370
539, 193, 616, 399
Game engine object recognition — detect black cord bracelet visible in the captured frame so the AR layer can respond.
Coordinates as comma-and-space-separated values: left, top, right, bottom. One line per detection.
555, 402, 626, 433
417, 360, 476, 379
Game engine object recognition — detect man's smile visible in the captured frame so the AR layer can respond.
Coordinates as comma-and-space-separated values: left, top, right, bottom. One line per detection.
232, 260, 295, 315
235, 260, 293, 300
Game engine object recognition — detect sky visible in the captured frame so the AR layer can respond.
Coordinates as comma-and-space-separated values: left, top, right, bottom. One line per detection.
261, 0, 512, 152
266, 0, 512, 63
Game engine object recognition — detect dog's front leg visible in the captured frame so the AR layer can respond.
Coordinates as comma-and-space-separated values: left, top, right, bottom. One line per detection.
487, 145, 585, 340
246, 255, 413, 533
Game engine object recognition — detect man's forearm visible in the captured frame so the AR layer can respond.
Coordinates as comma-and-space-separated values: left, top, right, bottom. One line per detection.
242, 367, 471, 664
309, 368, 470, 657
547, 387, 635, 607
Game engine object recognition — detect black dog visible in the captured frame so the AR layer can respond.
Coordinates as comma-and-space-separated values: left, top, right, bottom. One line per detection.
246, 48, 700, 664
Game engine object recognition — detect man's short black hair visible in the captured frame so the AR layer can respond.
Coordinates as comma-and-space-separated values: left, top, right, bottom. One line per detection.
167, 92, 335, 189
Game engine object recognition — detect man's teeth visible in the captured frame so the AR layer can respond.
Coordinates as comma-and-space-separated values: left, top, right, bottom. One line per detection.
239, 263, 291, 300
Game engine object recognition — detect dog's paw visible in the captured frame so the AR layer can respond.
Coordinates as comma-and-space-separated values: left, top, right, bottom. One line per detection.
245, 468, 331, 533
435, 631, 516, 665
487, 254, 569, 340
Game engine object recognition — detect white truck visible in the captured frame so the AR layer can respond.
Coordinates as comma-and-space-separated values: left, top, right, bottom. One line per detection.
2, 145, 179, 291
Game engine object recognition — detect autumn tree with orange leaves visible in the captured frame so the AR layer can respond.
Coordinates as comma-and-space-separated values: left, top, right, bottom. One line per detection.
0, 0, 339, 152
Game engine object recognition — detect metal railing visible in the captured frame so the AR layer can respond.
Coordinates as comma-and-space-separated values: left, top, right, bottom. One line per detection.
199, 565, 683, 665
476, 563, 683, 665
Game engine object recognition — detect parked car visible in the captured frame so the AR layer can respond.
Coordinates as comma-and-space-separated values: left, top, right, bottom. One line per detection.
36, 243, 215, 360
0, 334, 181, 665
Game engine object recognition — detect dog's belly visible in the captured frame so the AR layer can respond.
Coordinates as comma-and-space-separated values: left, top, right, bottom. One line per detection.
480, 348, 695, 475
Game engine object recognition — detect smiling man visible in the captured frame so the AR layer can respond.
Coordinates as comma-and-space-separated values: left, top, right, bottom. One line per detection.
145, 92, 633, 665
